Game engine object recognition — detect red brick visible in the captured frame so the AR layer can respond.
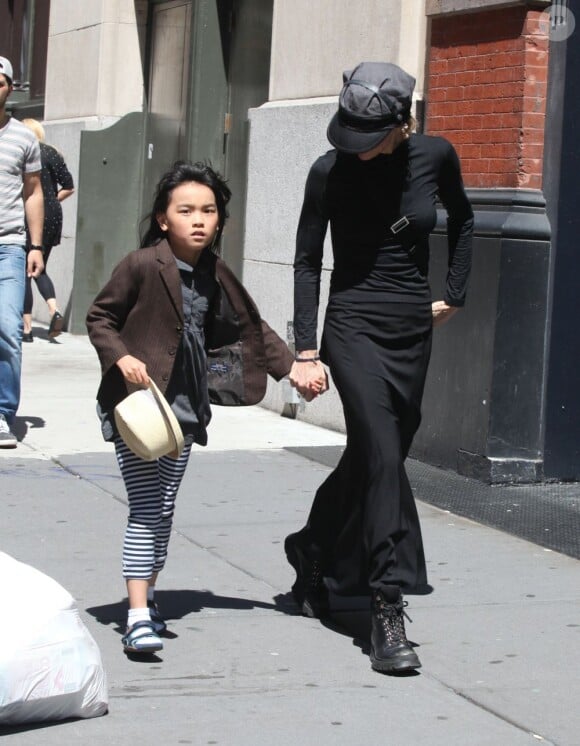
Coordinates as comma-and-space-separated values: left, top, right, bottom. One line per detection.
523, 94, 547, 115
436, 73, 458, 88
475, 99, 498, 115
521, 111, 545, 130
524, 66, 548, 85
467, 54, 495, 72
428, 87, 448, 103
462, 114, 484, 130
525, 49, 549, 66
520, 173, 543, 189
448, 86, 466, 102
462, 144, 483, 159
429, 59, 449, 75
490, 127, 521, 144
498, 113, 522, 128
524, 11, 550, 36
455, 71, 476, 86
426, 115, 445, 131
454, 100, 476, 116
445, 130, 472, 145
448, 57, 468, 73
429, 46, 447, 62
491, 99, 520, 115
520, 142, 545, 159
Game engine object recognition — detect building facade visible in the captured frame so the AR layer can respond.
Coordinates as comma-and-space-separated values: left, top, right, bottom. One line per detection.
5, 0, 578, 482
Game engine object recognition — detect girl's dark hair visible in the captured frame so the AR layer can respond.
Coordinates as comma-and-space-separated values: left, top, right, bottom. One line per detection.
140, 160, 232, 250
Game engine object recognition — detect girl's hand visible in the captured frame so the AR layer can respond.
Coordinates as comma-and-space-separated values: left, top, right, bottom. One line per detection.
116, 355, 150, 386
432, 300, 459, 328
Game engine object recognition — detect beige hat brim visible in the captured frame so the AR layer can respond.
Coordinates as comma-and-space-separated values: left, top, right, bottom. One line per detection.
114, 379, 185, 461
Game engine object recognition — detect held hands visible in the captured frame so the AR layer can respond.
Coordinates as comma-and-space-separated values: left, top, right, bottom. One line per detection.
116, 355, 150, 386
289, 353, 328, 402
432, 300, 459, 328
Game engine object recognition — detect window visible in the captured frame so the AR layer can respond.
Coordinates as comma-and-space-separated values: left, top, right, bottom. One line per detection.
0, 0, 50, 104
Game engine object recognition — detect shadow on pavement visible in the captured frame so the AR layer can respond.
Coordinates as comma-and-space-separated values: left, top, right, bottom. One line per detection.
86, 588, 287, 634
12, 415, 46, 441
0, 715, 88, 737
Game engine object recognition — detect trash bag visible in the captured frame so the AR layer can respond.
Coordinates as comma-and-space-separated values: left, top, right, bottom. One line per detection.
0, 552, 108, 726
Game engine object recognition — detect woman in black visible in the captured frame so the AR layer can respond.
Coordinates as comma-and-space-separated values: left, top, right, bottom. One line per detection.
22, 119, 74, 342
287, 62, 473, 673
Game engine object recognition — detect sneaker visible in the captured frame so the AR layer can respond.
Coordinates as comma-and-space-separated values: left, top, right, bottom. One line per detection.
22, 332, 34, 342
48, 311, 64, 339
0, 415, 17, 448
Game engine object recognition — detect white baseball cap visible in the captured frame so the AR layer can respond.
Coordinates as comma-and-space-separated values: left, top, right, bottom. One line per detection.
0, 56, 14, 82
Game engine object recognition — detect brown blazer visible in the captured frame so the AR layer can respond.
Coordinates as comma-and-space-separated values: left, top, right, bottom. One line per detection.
86, 240, 293, 411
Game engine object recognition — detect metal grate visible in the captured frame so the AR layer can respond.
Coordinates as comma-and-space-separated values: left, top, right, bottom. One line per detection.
285, 446, 580, 559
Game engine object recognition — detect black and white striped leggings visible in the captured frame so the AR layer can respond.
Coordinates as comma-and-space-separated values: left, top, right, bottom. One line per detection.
114, 437, 193, 579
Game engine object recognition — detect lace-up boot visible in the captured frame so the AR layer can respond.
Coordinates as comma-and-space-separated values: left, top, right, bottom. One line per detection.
370, 588, 421, 673
284, 535, 330, 618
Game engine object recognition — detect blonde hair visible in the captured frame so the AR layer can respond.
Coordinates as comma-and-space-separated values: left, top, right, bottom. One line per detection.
22, 118, 46, 143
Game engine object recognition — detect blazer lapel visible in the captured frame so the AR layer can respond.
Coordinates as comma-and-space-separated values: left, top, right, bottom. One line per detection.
156, 239, 184, 322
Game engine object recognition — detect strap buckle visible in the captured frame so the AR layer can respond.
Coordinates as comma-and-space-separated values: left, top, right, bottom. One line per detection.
390, 216, 410, 235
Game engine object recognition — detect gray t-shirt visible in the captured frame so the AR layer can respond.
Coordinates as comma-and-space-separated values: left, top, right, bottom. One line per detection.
0, 117, 41, 245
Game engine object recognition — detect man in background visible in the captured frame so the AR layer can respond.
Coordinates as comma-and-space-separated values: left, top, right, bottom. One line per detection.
0, 56, 44, 447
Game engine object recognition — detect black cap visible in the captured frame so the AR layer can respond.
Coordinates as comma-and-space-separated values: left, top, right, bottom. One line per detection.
327, 62, 415, 154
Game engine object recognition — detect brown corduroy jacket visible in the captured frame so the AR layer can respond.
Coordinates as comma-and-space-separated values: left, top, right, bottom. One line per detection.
86, 240, 293, 411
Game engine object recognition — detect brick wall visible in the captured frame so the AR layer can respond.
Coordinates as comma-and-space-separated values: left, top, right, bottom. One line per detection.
426, 5, 549, 189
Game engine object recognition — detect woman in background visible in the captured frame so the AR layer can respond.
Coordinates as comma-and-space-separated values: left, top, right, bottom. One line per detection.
22, 118, 74, 342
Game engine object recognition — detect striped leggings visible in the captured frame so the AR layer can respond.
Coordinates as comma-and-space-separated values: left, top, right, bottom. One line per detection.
114, 437, 193, 579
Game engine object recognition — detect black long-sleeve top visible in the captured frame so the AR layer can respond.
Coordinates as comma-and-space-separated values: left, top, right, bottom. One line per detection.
293, 134, 474, 351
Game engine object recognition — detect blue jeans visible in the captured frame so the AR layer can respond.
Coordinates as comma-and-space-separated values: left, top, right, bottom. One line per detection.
0, 245, 26, 422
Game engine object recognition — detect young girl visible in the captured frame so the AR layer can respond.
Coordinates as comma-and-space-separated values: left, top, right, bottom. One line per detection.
86, 161, 300, 655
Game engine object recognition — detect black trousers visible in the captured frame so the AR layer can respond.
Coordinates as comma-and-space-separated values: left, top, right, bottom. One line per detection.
292, 299, 433, 595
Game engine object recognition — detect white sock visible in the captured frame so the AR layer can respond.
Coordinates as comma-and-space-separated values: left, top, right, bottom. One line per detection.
127, 607, 151, 628
147, 586, 155, 603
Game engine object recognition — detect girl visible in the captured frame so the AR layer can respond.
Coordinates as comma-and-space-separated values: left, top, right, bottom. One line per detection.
87, 161, 298, 655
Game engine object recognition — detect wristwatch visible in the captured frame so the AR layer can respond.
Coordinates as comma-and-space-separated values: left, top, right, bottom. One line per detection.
28, 244, 43, 252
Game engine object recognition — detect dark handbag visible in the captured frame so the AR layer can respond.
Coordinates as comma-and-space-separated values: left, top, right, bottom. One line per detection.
206, 341, 245, 406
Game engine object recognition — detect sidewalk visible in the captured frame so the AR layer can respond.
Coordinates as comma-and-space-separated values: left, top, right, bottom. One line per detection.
1, 328, 579, 745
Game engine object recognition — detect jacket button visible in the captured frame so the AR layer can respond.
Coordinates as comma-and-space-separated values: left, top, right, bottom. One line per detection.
176, 324, 183, 332
162, 374, 168, 381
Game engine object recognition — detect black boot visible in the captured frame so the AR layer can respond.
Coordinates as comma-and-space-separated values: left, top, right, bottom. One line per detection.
370, 589, 421, 673
284, 535, 330, 618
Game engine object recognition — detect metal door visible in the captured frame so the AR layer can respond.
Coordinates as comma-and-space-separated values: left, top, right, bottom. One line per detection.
220, 0, 273, 277
142, 0, 193, 215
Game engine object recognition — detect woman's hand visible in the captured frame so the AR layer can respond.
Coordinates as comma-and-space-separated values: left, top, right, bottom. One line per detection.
432, 300, 459, 328
289, 354, 328, 401
116, 355, 150, 386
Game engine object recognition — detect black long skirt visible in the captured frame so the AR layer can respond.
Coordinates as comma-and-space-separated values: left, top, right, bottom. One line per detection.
292, 298, 433, 596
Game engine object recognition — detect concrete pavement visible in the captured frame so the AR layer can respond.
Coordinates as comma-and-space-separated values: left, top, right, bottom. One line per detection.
1, 326, 579, 745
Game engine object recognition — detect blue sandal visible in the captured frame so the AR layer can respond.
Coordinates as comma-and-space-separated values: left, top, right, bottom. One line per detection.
122, 620, 163, 654
148, 600, 167, 634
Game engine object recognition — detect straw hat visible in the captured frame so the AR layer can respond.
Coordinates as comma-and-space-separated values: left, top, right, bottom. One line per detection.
114, 380, 184, 461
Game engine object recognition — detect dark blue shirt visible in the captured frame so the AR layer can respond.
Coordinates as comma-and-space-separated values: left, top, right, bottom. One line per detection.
164, 251, 218, 446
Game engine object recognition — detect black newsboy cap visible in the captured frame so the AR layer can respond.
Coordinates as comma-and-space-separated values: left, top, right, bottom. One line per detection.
327, 61, 416, 154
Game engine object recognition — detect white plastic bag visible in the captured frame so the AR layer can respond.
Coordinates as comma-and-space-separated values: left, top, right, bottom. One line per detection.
0, 552, 108, 725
